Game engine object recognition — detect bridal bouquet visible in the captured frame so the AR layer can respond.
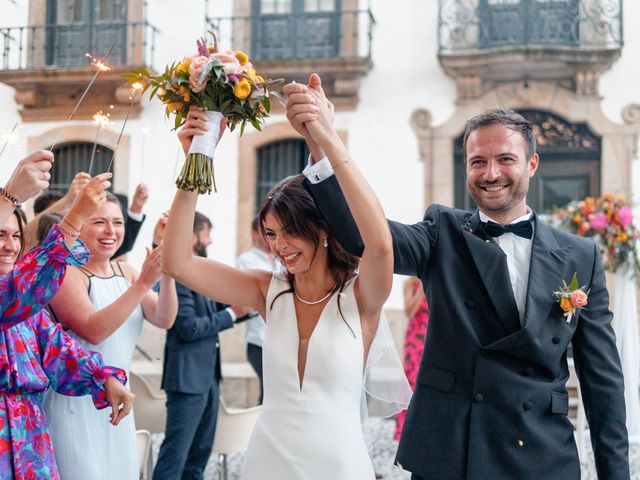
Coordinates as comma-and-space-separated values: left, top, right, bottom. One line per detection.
124, 33, 279, 193
554, 194, 640, 274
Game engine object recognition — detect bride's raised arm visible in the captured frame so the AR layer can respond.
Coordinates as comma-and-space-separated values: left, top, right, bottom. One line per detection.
286, 74, 393, 322
162, 108, 270, 316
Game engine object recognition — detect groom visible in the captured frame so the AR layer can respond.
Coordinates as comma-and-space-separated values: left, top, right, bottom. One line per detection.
284, 76, 629, 479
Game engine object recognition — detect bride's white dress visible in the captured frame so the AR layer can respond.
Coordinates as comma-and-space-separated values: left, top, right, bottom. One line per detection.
241, 274, 376, 480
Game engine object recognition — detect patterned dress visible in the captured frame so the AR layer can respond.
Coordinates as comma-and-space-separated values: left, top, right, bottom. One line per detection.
0, 225, 127, 480
394, 293, 429, 441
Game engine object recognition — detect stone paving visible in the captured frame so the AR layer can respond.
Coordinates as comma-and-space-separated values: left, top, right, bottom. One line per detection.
150, 420, 640, 479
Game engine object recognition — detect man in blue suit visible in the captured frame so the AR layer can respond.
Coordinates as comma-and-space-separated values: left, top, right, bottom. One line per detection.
153, 211, 249, 480
284, 75, 629, 480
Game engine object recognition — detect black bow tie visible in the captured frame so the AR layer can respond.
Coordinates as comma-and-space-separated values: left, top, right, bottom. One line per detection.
483, 220, 533, 239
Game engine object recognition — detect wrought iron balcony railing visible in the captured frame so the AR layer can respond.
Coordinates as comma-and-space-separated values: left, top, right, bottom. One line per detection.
0, 21, 159, 70
439, 0, 623, 53
206, 9, 374, 61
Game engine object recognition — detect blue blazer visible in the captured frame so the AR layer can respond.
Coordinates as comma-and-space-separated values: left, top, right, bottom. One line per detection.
305, 175, 629, 480
161, 282, 234, 394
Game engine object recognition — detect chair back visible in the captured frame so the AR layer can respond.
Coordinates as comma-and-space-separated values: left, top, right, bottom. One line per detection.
130, 370, 167, 434
212, 398, 262, 454
136, 429, 151, 479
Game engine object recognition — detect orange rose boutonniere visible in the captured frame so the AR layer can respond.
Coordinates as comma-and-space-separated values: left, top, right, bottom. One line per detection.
554, 273, 589, 323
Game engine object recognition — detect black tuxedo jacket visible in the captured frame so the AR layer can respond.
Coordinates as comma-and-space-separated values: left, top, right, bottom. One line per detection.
305, 176, 629, 480
161, 282, 234, 394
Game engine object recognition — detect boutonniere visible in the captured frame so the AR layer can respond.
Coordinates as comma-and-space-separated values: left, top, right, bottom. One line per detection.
553, 273, 589, 323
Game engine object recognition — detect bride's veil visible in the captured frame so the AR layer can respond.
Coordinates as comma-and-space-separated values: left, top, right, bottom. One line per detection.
361, 310, 413, 451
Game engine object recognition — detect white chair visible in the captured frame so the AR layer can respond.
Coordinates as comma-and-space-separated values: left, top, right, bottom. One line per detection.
136, 429, 152, 480
212, 398, 262, 480
129, 370, 167, 434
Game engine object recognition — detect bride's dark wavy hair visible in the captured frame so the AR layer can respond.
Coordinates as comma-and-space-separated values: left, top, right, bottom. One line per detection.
258, 174, 359, 331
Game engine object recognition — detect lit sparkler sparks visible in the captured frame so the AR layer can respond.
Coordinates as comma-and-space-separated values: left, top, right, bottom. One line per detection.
88, 111, 112, 175
107, 82, 144, 174
0, 123, 18, 160
49, 43, 115, 152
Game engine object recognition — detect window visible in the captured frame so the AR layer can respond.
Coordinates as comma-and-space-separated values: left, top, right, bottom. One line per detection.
252, 0, 341, 60
454, 110, 601, 213
46, 0, 128, 67
50, 142, 114, 191
478, 0, 580, 48
255, 139, 309, 211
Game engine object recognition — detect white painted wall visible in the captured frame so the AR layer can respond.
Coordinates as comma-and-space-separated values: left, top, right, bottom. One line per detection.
1, 0, 638, 310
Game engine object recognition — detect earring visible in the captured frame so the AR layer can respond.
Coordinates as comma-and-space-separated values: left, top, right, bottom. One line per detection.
323, 236, 328, 248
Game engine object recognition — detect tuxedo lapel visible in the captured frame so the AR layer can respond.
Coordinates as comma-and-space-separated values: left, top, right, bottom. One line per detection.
461, 211, 522, 337
486, 215, 571, 351
521, 217, 570, 334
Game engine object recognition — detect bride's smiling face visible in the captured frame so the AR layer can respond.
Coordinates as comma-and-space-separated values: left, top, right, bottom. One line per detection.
262, 212, 325, 275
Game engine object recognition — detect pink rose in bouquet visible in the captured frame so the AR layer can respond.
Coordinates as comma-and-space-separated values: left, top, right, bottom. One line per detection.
189, 55, 211, 93
213, 52, 240, 75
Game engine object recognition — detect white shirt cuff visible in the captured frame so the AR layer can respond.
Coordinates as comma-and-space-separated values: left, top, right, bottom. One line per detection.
226, 307, 237, 322
127, 209, 144, 222
303, 156, 334, 184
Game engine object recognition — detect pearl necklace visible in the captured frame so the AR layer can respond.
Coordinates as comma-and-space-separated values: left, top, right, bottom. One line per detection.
294, 284, 337, 305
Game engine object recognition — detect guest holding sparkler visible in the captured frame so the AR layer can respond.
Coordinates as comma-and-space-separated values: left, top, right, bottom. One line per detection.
45, 191, 178, 480
0, 159, 134, 480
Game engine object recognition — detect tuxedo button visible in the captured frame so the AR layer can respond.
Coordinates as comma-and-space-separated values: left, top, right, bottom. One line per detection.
521, 367, 533, 376
517, 440, 525, 447
523, 402, 533, 411
465, 299, 475, 309
552, 336, 561, 345
474, 393, 484, 403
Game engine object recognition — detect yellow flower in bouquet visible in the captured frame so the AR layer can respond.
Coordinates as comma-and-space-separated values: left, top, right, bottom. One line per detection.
123, 31, 282, 194
235, 50, 249, 65
234, 78, 252, 99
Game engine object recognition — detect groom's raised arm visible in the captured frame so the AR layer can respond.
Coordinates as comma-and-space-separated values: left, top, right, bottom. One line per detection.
302, 159, 438, 279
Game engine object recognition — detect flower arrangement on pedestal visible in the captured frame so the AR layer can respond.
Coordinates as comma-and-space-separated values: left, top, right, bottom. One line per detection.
124, 33, 280, 194
553, 193, 640, 274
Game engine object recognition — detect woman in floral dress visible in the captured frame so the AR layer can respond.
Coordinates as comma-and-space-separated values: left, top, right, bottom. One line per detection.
395, 276, 429, 440
0, 172, 134, 479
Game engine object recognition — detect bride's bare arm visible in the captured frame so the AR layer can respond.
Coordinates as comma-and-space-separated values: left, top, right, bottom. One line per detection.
286, 75, 393, 323
163, 189, 268, 314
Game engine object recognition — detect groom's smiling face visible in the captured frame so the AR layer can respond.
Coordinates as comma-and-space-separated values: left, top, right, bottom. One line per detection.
465, 123, 539, 222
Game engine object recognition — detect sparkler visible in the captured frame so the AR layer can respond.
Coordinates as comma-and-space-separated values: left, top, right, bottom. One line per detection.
49, 43, 115, 152
0, 123, 18, 160
140, 127, 149, 176
107, 82, 143, 174
88, 111, 112, 175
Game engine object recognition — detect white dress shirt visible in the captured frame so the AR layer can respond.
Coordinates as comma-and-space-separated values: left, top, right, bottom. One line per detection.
479, 210, 534, 325
236, 247, 272, 347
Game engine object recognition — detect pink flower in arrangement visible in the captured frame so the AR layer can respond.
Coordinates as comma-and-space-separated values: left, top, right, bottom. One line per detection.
589, 212, 608, 230
619, 206, 634, 227
196, 39, 210, 58
213, 52, 240, 75
569, 290, 588, 308
189, 55, 211, 92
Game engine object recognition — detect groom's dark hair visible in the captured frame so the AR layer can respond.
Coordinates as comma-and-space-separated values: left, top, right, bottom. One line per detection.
462, 108, 536, 161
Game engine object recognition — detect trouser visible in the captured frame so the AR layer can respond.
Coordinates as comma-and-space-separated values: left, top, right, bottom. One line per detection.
152, 384, 219, 480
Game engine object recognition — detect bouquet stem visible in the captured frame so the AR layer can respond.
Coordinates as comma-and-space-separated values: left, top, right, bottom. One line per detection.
176, 110, 223, 194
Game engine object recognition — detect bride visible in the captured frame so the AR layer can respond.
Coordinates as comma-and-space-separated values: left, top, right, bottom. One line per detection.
163, 76, 410, 479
